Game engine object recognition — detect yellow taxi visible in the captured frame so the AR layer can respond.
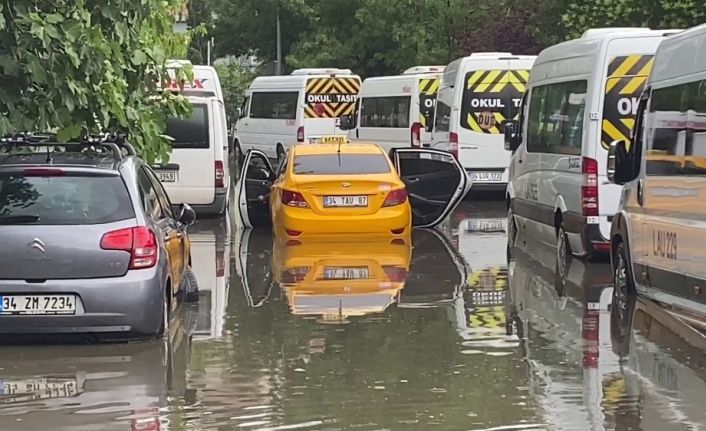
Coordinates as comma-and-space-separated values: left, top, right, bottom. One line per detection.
236, 136, 471, 239
272, 237, 412, 321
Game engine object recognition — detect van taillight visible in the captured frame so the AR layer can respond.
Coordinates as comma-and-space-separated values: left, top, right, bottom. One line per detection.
411, 122, 421, 147
100, 227, 158, 270
216, 249, 225, 277
215, 161, 225, 188
297, 126, 305, 143
449, 132, 459, 160
582, 309, 600, 369
581, 157, 599, 217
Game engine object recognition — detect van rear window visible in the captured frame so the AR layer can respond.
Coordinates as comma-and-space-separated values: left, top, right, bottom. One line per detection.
0, 173, 135, 225
293, 154, 391, 175
166, 104, 210, 149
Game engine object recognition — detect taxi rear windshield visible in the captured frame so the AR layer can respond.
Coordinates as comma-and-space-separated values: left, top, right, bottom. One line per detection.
293, 154, 391, 175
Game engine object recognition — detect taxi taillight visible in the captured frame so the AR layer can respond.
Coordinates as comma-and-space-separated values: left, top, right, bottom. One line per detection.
383, 188, 408, 207
282, 190, 309, 208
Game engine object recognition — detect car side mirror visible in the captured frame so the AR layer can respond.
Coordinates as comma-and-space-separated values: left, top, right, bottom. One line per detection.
423, 112, 434, 133
173, 203, 196, 226
338, 114, 355, 131
609, 139, 632, 185
236, 107, 243, 119
504, 121, 520, 152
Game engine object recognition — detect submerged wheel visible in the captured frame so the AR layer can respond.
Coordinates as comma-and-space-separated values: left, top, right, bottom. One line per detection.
183, 267, 200, 303
507, 205, 518, 249
556, 224, 571, 279
157, 290, 170, 339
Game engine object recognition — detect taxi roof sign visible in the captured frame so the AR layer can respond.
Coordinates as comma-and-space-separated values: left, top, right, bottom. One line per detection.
319, 135, 349, 144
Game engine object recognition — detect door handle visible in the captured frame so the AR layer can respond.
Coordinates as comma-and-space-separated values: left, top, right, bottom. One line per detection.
408, 177, 420, 183
637, 179, 645, 206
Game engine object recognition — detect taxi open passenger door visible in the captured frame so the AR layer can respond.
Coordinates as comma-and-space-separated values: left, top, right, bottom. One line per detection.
389, 148, 472, 228
236, 149, 275, 229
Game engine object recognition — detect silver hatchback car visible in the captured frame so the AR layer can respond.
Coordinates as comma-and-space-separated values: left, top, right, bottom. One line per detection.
0, 137, 197, 339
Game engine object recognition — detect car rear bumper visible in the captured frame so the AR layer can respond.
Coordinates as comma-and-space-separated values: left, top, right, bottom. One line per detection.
275, 204, 412, 240
0, 269, 164, 336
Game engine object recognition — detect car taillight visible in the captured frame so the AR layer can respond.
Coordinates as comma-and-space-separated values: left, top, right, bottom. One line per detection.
215, 160, 225, 188
383, 188, 407, 207
449, 132, 459, 160
23, 168, 65, 177
383, 265, 408, 282
100, 227, 158, 270
281, 266, 310, 284
411, 122, 421, 147
297, 126, 305, 143
282, 189, 309, 208
581, 157, 599, 217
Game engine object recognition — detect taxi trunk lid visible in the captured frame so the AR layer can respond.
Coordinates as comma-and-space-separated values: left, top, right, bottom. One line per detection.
294, 177, 396, 215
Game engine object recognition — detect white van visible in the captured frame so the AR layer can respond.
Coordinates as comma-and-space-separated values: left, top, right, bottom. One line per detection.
234, 68, 361, 162
431, 53, 536, 190
156, 61, 231, 216
347, 66, 444, 153
609, 24, 706, 329
505, 28, 680, 264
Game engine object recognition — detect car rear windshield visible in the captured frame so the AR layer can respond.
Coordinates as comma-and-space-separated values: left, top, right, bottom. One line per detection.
293, 154, 391, 175
166, 104, 210, 149
0, 172, 135, 225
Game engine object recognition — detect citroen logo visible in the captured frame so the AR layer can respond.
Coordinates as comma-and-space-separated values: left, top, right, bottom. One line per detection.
341, 182, 351, 188
28, 238, 46, 253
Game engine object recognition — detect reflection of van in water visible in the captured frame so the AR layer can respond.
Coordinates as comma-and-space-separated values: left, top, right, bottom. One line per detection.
234, 68, 361, 163
347, 66, 444, 153
431, 53, 536, 190
158, 61, 231, 216
506, 28, 679, 261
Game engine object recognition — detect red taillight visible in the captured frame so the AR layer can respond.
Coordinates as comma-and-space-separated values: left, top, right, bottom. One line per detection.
281, 266, 309, 283
591, 241, 611, 253
282, 189, 309, 208
297, 126, 305, 143
383, 188, 407, 207
449, 132, 459, 160
23, 168, 65, 177
391, 227, 406, 235
383, 266, 408, 282
100, 227, 158, 270
581, 157, 599, 217
215, 160, 225, 188
216, 249, 225, 277
411, 122, 421, 147
286, 229, 302, 237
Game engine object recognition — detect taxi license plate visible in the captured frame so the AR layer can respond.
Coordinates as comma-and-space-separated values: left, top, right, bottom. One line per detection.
470, 171, 502, 182
0, 295, 76, 315
155, 171, 177, 183
324, 267, 370, 280
321, 135, 348, 144
324, 195, 368, 207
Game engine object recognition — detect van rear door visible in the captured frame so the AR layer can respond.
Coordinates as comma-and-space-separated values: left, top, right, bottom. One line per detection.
159, 98, 216, 206
303, 76, 361, 139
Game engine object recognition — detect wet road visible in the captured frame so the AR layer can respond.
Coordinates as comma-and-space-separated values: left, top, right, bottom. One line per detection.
2, 200, 706, 430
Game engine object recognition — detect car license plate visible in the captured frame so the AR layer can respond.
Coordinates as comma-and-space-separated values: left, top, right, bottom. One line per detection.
324, 267, 370, 280
0, 377, 82, 400
323, 195, 368, 207
467, 220, 505, 232
0, 295, 76, 315
470, 290, 506, 306
155, 171, 177, 182
320, 135, 348, 145
470, 171, 503, 182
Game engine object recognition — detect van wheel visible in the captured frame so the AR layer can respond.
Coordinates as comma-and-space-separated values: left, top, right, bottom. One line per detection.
276, 144, 285, 164
556, 224, 571, 279
612, 241, 634, 328
507, 206, 518, 249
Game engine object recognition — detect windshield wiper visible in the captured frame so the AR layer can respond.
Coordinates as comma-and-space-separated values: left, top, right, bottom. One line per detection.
0, 215, 41, 224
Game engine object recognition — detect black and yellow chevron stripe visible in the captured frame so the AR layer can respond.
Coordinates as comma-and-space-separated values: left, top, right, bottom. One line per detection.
419, 78, 440, 96
466, 70, 529, 93
601, 55, 654, 149
468, 305, 507, 330
305, 77, 361, 119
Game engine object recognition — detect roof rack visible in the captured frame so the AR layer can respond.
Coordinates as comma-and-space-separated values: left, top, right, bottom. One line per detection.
0, 132, 138, 161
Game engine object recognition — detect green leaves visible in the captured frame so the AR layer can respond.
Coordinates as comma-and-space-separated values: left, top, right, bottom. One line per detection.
0, 0, 191, 163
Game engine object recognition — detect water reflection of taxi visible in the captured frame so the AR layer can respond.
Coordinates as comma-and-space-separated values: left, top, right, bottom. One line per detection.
236, 140, 470, 239
272, 238, 412, 320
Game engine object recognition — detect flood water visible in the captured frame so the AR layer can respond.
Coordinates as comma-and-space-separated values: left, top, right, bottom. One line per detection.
1, 200, 706, 430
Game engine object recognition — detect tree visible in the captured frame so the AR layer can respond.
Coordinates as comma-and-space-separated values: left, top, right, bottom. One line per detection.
0, 0, 191, 162
213, 56, 256, 127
